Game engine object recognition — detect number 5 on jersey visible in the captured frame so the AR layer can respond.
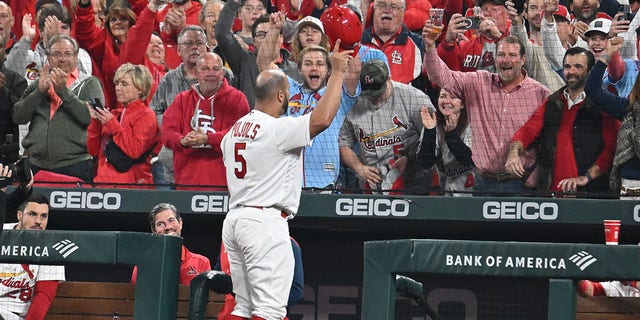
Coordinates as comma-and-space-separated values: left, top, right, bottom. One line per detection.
234, 143, 247, 178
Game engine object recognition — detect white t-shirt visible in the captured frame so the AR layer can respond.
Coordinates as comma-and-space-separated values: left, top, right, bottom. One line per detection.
222, 110, 311, 216
0, 223, 66, 319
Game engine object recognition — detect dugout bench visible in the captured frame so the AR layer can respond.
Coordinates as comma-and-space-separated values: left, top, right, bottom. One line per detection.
363, 239, 640, 320
0, 230, 182, 320
44, 281, 225, 319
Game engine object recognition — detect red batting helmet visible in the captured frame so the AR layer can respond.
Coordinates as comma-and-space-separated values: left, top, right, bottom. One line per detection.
320, 5, 363, 55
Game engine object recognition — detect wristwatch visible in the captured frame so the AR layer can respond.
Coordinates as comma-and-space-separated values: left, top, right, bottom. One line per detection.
584, 171, 593, 182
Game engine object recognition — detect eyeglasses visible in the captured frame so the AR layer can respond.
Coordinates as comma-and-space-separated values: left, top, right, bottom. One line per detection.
49, 52, 75, 59
375, 2, 404, 11
254, 31, 268, 39
242, 5, 265, 13
179, 41, 207, 47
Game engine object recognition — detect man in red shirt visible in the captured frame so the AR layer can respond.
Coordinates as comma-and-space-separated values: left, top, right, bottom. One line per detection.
161, 52, 249, 190
361, 0, 425, 86
131, 203, 211, 285
156, 0, 202, 69
506, 47, 620, 196
438, 0, 511, 72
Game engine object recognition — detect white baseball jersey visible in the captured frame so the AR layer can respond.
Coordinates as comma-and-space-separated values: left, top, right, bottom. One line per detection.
222, 110, 311, 216
338, 81, 431, 183
0, 224, 66, 320
600, 281, 640, 297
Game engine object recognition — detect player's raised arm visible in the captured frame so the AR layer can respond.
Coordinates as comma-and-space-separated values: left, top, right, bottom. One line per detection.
308, 40, 353, 138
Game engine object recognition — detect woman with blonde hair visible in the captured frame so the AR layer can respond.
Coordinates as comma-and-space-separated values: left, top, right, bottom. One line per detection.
88, 63, 159, 187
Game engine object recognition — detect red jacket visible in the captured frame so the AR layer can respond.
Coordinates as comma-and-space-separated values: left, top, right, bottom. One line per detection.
155, 1, 202, 69
437, 34, 502, 72
161, 79, 249, 190
118, 7, 167, 103
362, 25, 424, 84
131, 245, 211, 285
88, 100, 159, 186
76, 5, 122, 107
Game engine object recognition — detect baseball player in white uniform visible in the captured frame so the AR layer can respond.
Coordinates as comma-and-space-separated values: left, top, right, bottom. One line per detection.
221, 35, 352, 319
0, 193, 65, 320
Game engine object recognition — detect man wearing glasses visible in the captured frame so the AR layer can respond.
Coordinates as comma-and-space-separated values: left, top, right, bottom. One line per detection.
236, 0, 267, 49
156, 0, 203, 69
362, 0, 425, 86
217, 0, 296, 108
13, 35, 103, 183
150, 25, 208, 189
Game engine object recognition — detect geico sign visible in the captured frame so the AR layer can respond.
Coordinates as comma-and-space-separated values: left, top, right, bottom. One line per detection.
335, 198, 410, 216
191, 195, 229, 213
50, 191, 121, 210
483, 201, 558, 220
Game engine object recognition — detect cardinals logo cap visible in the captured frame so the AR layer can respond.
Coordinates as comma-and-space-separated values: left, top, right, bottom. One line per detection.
359, 59, 390, 101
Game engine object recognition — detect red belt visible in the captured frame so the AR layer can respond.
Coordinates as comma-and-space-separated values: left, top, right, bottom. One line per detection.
245, 206, 288, 218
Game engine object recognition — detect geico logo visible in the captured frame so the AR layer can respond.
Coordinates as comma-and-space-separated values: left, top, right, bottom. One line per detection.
482, 201, 558, 220
634, 205, 640, 222
191, 195, 229, 213
50, 191, 121, 210
335, 198, 410, 216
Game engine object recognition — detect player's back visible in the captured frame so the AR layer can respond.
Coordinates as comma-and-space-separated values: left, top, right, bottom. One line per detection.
221, 110, 311, 215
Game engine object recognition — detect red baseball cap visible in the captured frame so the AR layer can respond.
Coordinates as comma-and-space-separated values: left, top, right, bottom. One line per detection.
552, 5, 571, 22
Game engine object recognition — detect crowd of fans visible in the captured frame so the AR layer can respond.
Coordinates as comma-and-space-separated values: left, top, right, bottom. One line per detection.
0, 0, 639, 199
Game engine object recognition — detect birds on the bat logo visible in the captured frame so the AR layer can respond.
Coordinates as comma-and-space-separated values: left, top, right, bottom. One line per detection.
358, 114, 408, 143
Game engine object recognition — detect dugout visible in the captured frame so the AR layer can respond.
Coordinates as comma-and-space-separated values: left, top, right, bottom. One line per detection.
5, 187, 640, 319
364, 239, 640, 320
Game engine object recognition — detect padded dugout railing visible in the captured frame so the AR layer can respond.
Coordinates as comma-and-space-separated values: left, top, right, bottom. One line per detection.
0, 230, 182, 320
362, 239, 640, 320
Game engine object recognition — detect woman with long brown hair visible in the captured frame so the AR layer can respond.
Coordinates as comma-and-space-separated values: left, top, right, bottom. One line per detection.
417, 89, 474, 196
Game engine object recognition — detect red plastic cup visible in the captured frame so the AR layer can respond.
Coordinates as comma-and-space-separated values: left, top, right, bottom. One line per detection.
603, 220, 621, 245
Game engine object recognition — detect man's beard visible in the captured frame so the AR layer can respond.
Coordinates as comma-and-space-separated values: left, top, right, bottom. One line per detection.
580, 11, 596, 21
566, 77, 585, 90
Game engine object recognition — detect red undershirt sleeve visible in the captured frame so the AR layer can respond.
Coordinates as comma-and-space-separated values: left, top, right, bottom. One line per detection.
25, 280, 60, 320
